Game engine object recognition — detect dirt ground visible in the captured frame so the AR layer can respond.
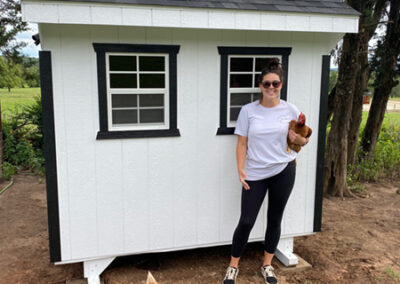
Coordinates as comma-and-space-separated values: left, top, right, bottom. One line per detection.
1, 175, 400, 284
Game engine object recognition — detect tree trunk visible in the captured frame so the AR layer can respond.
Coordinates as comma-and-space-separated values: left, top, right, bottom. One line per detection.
347, 41, 370, 165
361, 92, 392, 158
327, 85, 336, 122
346, 0, 388, 165
361, 0, 400, 159
324, 33, 360, 197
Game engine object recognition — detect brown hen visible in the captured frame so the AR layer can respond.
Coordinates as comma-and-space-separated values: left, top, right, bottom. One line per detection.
287, 112, 312, 153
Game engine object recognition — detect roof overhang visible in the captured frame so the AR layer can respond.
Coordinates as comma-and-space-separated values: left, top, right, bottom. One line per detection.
22, 0, 359, 33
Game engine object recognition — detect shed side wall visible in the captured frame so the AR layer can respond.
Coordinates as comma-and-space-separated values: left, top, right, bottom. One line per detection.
41, 24, 341, 262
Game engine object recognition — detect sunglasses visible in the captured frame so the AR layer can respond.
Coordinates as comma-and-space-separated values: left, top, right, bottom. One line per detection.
261, 80, 282, 88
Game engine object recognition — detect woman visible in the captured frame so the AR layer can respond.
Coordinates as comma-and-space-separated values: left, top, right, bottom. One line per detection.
222, 58, 309, 284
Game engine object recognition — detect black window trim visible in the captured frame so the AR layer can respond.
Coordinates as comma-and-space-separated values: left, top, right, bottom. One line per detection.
93, 43, 181, 139
216, 46, 292, 135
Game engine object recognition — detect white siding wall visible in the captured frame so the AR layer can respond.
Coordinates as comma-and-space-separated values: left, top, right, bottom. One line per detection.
40, 24, 340, 263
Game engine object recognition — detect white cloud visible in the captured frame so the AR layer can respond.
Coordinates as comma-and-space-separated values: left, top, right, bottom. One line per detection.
15, 23, 40, 58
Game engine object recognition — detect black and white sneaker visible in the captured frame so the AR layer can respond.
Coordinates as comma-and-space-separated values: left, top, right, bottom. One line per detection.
222, 266, 238, 284
261, 265, 278, 284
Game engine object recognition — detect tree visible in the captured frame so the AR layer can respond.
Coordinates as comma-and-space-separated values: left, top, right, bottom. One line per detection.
0, 0, 28, 180
324, 32, 360, 197
21, 57, 40, 87
323, 0, 388, 197
347, 0, 388, 165
391, 78, 400, 98
361, 0, 400, 159
0, 0, 28, 59
0, 56, 23, 91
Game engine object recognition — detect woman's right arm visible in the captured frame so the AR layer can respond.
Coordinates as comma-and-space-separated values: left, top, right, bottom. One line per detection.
236, 135, 250, 190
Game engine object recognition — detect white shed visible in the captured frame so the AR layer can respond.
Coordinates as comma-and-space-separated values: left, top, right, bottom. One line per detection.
22, 1, 359, 283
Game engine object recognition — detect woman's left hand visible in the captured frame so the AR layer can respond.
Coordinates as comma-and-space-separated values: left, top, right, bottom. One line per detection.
288, 130, 309, 146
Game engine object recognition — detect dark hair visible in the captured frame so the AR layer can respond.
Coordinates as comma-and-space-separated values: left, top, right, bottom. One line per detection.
258, 58, 284, 85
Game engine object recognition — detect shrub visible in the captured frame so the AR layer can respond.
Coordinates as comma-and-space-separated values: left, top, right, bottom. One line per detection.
2, 96, 44, 179
348, 120, 400, 183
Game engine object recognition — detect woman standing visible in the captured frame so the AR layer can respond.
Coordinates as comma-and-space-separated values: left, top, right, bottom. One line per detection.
222, 58, 309, 284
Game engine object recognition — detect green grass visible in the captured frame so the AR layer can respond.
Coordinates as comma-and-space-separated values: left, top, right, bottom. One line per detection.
384, 267, 400, 283
0, 88, 41, 119
390, 97, 400, 101
361, 111, 400, 128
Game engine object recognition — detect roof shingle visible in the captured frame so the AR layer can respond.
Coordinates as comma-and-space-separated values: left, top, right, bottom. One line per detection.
53, 0, 360, 16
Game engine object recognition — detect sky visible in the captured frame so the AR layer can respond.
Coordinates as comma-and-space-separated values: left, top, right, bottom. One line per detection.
16, 23, 40, 58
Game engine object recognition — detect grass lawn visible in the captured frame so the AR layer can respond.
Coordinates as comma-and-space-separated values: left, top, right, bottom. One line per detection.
0, 88, 41, 118
361, 111, 400, 128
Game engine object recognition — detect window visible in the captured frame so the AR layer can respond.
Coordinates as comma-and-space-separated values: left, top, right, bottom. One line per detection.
228, 56, 280, 123
107, 54, 167, 130
216, 47, 291, 135
93, 43, 180, 139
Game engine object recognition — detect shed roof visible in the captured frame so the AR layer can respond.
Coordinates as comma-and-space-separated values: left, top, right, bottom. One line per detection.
53, 0, 360, 16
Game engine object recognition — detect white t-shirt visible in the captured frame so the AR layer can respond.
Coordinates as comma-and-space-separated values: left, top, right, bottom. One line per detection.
234, 99, 301, 181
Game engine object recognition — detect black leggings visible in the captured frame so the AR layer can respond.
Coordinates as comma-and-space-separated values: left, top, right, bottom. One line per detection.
231, 159, 296, 257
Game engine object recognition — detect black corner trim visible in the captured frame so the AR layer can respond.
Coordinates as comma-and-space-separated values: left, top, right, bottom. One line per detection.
39, 51, 61, 262
314, 55, 330, 232
93, 43, 180, 138
216, 46, 292, 135
96, 128, 180, 139
216, 127, 235, 135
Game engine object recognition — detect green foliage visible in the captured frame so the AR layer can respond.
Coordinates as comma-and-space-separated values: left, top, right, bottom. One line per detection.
384, 266, 400, 283
391, 80, 400, 98
0, 0, 28, 59
0, 56, 40, 89
0, 56, 23, 91
21, 57, 40, 88
2, 161, 18, 180
329, 69, 338, 93
348, 114, 400, 183
2, 96, 44, 179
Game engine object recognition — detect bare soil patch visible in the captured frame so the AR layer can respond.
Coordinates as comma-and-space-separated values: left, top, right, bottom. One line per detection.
1, 175, 399, 284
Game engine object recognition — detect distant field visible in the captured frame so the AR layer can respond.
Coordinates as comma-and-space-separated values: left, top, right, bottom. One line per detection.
361, 111, 400, 127
0, 88, 41, 118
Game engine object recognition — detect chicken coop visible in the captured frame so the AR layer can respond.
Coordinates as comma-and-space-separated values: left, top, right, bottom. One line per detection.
22, 0, 359, 283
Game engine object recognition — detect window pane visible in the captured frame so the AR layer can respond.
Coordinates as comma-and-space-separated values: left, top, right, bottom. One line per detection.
112, 109, 138, 124
255, 57, 274, 71
230, 58, 253, 72
109, 55, 136, 71
230, 107, 241, 122
139, 74, 165, 88
110, 74, 137, 88
139, 56, 165, 71
231, 93, 252, 106
139, 94, 164, 107
112, 94, 137, 108
230, 74, 252, 88
140, 109, 164, 123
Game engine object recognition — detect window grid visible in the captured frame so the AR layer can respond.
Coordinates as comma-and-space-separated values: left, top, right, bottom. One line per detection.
227, 55, 281, 126
106, 53, 169, 131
